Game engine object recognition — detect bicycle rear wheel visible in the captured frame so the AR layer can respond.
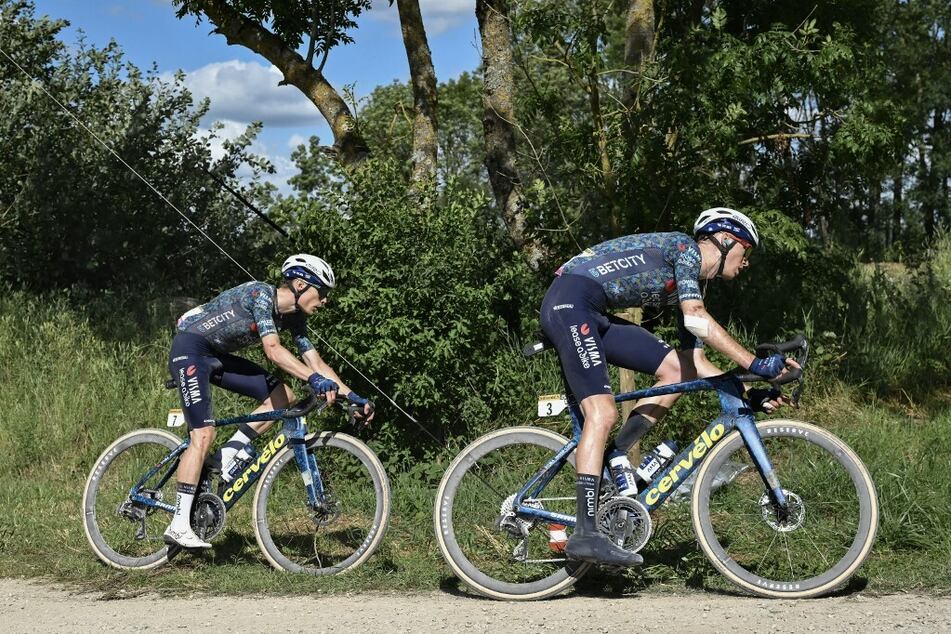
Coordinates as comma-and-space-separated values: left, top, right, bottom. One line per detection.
692, 420, 878, 598
82, 429, 181, 570
434, 427, 591, 601
252, 431, 390, 575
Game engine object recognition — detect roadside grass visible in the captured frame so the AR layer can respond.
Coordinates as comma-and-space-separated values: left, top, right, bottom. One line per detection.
1, 291, 950, 597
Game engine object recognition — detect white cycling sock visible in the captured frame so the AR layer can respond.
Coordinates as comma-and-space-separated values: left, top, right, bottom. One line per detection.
169, 483, 196, 533
210, 426, 256, 471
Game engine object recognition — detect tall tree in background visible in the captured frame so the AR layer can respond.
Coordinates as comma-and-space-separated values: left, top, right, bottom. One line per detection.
174, 0, 371, 165
476, 0, 544, 270
394, 0, 438, 184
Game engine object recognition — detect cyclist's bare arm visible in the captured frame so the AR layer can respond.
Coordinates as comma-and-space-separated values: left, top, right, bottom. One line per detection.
679, 299, 756, 369
261, 334, 317, 382
300, 348, 354, 396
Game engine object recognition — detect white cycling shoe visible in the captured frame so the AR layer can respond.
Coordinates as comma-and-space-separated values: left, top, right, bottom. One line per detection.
163, 526, 212, 549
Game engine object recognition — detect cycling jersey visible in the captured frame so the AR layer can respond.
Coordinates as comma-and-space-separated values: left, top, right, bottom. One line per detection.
555, 232, 703, 309
542, 232, 705, 401
169, 282, 313, 429
176, 281, 314, 355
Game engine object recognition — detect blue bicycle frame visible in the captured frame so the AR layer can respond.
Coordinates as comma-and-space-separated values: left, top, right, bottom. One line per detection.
512, 373, 787, 526
127, 403, 329, 515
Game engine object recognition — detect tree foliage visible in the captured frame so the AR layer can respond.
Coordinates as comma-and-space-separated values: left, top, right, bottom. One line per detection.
0, 0, 277, 293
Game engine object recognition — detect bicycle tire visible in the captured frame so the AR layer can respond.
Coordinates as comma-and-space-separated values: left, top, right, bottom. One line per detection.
82, 429, 182, 570
252, 431, 390, 575
691, 419, 878, 598
434, 426, 591, 601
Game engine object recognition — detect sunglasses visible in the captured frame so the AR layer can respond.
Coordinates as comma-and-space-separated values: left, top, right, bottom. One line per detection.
301, 282, 330, 300
728, 235, 754, 260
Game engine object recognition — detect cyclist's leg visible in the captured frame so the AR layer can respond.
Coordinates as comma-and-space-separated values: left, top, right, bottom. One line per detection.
209, 353, 286, 469
601, 318, 682, 452
166, 334, 218, 547
540, 287, 640, 566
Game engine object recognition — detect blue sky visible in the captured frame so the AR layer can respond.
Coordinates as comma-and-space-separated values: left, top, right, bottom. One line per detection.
30, 0, 481, 191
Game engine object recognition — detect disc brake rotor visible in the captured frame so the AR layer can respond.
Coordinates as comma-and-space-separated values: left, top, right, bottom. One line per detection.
759, 490, 805, 532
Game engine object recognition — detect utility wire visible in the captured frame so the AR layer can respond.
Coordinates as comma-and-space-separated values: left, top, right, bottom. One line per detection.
0, 45, 435, 440
0, 46, 257, 282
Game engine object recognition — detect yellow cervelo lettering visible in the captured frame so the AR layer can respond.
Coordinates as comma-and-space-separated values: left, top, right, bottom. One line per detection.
222, 433, 288, 502
644, 424, 725, 505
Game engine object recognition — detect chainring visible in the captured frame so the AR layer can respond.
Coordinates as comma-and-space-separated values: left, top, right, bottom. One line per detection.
596, 497, 652, 554
191, 492, 226, 541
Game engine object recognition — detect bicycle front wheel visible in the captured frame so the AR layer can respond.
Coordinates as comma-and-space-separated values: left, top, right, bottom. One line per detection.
82, 429, 182, 570
434, 426, 591, 601
252, 431, 390, 575
692, 420, 878, 598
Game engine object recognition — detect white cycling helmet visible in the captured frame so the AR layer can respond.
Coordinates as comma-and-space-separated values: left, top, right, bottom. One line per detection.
693, 207, 760, 247
281, 254, 336, 289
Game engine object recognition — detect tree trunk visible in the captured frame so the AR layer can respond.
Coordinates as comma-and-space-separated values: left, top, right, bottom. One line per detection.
617, 308, 643, 465
476, 0, 545, 271
192, 0, 368, 164
622, 0, 655, 109
395, 0, 438, 183
586, 4, 617, 233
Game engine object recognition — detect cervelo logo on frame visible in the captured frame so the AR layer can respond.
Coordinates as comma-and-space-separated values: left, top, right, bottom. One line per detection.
569, 323, 602, 369
644, 423, 726, 505
222, 433, 288, 502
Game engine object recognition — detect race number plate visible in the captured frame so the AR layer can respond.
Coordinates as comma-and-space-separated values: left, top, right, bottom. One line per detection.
167, 409, 185, 428
537, 394, 568, 418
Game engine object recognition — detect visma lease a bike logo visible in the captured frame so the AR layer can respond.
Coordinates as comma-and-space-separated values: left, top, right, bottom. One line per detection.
570, 323, 602, 368
179, 365, 202, 407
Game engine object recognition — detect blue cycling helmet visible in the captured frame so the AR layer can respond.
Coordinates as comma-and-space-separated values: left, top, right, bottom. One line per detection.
693, 207, 760, 247
281, 254, 336, 289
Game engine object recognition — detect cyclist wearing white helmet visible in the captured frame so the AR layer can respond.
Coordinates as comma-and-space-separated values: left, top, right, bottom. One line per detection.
539, 207, 797, 567
162, 254, 374, 550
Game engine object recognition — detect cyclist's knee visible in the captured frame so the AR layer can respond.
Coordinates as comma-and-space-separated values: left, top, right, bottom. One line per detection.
188, 426, 216, 453
581, 396, 618, 430
655, 349, 683, 384
263, 383, 294, 410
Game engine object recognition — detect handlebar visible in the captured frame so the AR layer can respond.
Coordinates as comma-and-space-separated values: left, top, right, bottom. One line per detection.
734, 334, 809, 405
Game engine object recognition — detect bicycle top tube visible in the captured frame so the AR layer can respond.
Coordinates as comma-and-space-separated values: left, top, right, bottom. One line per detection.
212, 391, 328, 428
613, 372, 745, 404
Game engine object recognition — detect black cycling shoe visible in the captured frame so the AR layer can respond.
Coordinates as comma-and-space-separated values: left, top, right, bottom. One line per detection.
565, 531, 643, 567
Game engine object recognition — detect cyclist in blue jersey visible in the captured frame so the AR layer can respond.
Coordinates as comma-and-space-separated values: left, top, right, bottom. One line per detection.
163, 254, 375, 549
540, 208, 797, 566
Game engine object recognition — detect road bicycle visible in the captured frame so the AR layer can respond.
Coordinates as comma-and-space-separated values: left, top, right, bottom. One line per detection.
434, 335, 878, 600
83, 384, 390, 575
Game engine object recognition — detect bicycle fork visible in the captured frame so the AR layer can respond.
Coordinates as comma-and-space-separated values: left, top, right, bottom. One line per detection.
285, 417, 329, 511
735, 416, 790, 514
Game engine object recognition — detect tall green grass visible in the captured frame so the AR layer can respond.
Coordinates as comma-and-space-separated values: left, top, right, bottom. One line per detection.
0, 288, 949, 595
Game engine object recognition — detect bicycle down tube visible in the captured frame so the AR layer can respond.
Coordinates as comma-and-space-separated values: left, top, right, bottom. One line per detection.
129, 408, 327, 514
514, 372, 788, 525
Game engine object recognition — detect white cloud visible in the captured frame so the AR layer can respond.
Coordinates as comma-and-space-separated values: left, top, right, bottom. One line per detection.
287, 133, 308, 150
370, 0, 475, 36
195, 121, 300, 196
178, 60, 324, 128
